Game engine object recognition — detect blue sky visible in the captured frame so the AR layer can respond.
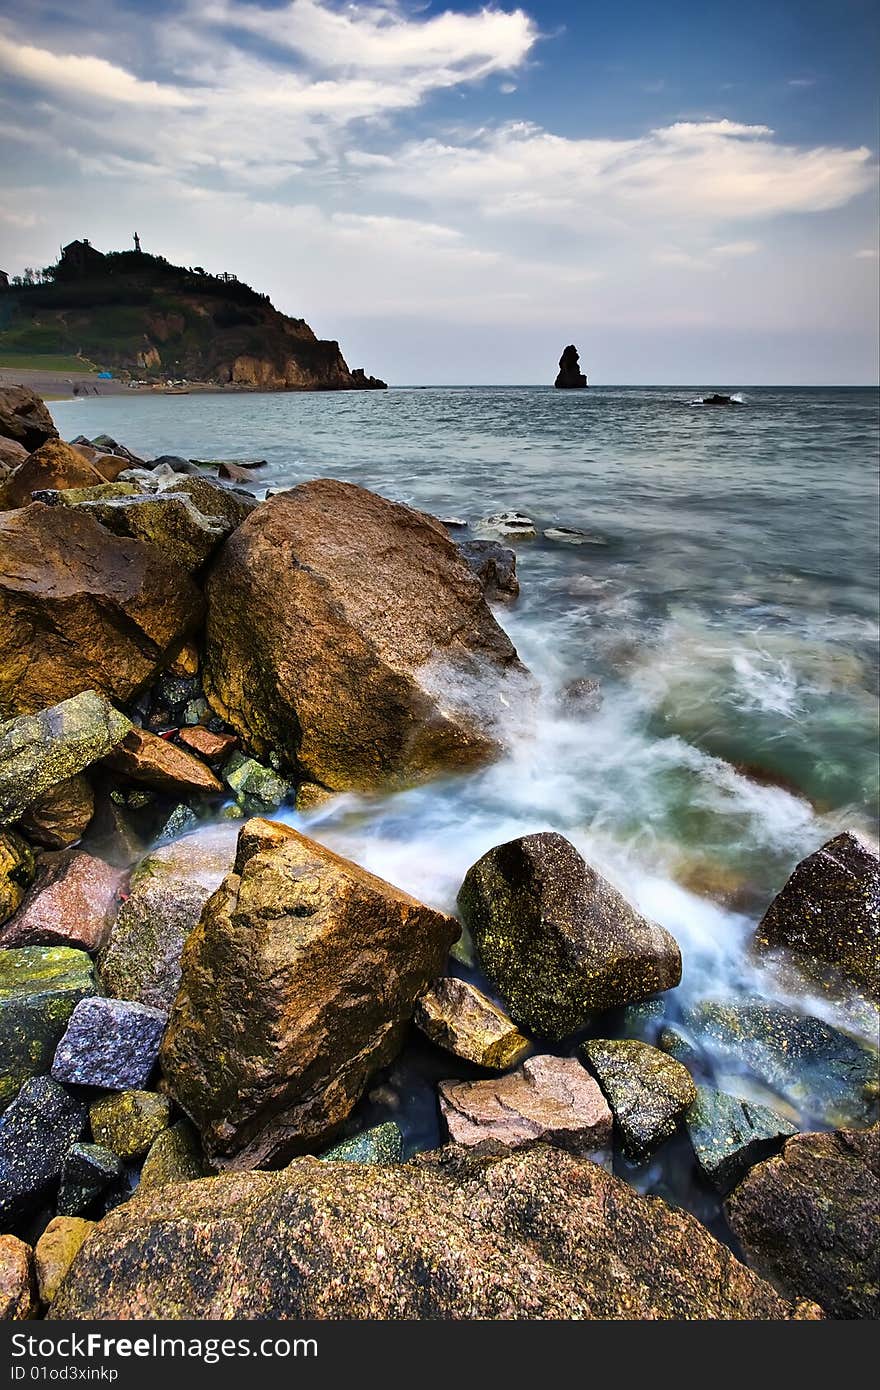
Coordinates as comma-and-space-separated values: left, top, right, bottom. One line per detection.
0, 0, 877, 383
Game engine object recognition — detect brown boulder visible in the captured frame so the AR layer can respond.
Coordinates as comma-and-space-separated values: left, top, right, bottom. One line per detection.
49, 1144, 818, 1319
0, 439, 108, 508
203, 479, 527, 791
0, 1234, 36, 1319
0, 385, 57, 452
0, 503, 202, 718
18, 775, 94, 849
414, 975, 531, 1069
726, 1123, 880, 1319
161, 818, 459, 1167
439, 1055, 612, 1154
0, 437, 28, 473
104, 727, 223, 797
1, 849, 122, 951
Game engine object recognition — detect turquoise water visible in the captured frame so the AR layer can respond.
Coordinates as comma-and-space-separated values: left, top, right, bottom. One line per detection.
51, 386, 879, 1199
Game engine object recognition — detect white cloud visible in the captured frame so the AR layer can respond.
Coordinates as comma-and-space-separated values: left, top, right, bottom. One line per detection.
854, 247, 878, 259
0, 37, 194, 107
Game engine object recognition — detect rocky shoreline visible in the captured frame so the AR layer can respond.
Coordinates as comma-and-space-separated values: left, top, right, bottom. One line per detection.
0, 382, 877, 1321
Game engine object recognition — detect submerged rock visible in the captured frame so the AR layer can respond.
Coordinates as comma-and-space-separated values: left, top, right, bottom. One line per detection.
473, 511, 538, 540
0, 849, 121, 952
321, 1122, 404, 1166
0, 1233, 37, 1319
0, 505, 202, 718
685, 1086, 797, 1192
582, 1038, 696, 1159
0, 1076, 88, 1226
89, 1090, 172, 1160
0, 946, 96, 1110
439, 1055, 612, 1155
459, 832, 681, 1040
161, 818, 459, 1168
554, 344, 588, 388
675, 1000, 879, 1127
57, 1143, 123, 1218
0, 691, 131, 826
557, 676, 603, 714
18, 775, 95, 850
51, 997, 167, 1091
104, 726, 223, 797
726, 1124, 879, 1319
49, 1144, 815, 1319
34, 1217, 94, 1306
0, 832, 34, 925
755, 831, 879, 1000
0, 385, 57, 451
203, 479, 526, 791
414, 976, 531, 1070
457, 540, 520, 602
98, 825, 236, 1011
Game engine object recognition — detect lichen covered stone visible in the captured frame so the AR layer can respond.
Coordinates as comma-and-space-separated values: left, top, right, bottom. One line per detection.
414, 976, 531, 1069
34, 1216, 94, 1306
320, 1122, 404, 1165
582, 1037, 696, 1159
89, 1090, 172, 1160
685, 1086, 797, 1192
0, 945, 96, 1110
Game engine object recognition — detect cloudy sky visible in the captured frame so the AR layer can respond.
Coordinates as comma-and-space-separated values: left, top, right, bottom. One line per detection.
0, 0, 877, 383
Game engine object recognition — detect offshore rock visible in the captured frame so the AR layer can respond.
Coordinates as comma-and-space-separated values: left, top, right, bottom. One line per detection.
0, 1077, 88, 1227
160, 818, 459, 1167
582, 1037, 696, 1159
0, 946, 96, 1110
554, 344, 588, 388
0, 849, 121, 951
98, 825, 236, 1011
685, 1086, 797, 1192
49, 1144, 817, 1319
414, 976, 531, 1070
203, 480, 526, 791
18, 775, 95, 849
0, 691, 131, 826
0, 832, 34, 925
755, 831, 879, 1000
439, 1055, 612, 1155
0, 505, 202, 718
457, 540, 520, 602
459, 832, 681, 1040
51, 997, 167, 1091
0, 385, 58, 451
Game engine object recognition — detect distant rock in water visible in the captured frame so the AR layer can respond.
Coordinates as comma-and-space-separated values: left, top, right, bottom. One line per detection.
554, 345, 588, 389
702, 393, 738, 405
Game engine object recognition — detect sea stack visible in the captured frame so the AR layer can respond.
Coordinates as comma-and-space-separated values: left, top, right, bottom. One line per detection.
555, 345, 588, 389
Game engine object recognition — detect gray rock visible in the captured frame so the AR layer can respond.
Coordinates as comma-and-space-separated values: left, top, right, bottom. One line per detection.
457, 540, 519, 602
474, 511, 537, 540
0, 1077, 88, 1226
458, 832, 682, 1040
161, 475, 258, 531
685, 1086, 798, 1192
75, 494, 227, 572
582, 1038, 696, 1159
51, 998, 168, 1090
57, 1143, 123, 1217
0, 691, 131, 827
222, 752, 292, 814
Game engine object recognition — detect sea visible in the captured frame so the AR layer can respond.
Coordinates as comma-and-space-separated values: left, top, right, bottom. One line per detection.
50, 384, 880, 1232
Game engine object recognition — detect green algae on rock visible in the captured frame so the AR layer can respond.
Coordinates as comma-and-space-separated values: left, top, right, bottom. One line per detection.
0, 945, 96, 1110
89, 1090, 171, 1160
0, 690, 131, 826
0, 832, 34, 926
74, 493, 228, 573
582, 1037, 697, 1159
685, 1086, 797, 1192
414, 976, 532, 1070
138, 1119, 209, 1192
221, 752, 292, 815
34, 1217, 94, 1306
458, 832, 681, 1040
320, 1121, 404, 1165
755, 831, 880, 1001
48, 1143, 819, 1320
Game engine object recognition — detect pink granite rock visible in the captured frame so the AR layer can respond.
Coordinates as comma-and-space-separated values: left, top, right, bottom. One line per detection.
1, 849, 122, 951
438, 1054, 612, 1155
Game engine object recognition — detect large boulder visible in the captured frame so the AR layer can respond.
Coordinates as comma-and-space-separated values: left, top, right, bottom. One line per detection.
458, 833, 681, 1039
161, 818, 460, 1168
74, 493, 228, 572
0, 385, 57, 451
0, 440, 108, 509
0, 691, 131, 826
49, 1144, 818, 1319
98, 826, 236, 1011
202, 479, 526, 791
755, 832, 879, 1000
438, 1054, 612, 1154
726, 1124, 879, 1319
0, 504, 202, 718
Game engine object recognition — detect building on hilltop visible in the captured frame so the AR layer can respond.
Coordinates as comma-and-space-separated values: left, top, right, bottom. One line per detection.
56, 239, 107, 280
0, 271, 8, 291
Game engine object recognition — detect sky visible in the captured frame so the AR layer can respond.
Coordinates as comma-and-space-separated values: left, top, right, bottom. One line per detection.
0, 0, 878, 384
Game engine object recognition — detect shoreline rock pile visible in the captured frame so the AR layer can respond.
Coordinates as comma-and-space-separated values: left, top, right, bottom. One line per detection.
0, 384, 877, 1322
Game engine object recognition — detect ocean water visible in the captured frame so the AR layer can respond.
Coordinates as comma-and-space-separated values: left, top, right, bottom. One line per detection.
51, 385, 879, 1217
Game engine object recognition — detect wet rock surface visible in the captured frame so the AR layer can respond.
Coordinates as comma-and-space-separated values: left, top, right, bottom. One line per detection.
1, 850, 121, 952
161, 818, 459, 1167
756, 831, 879, 1000
457, 540, 520, 602
439, 1055, 612, 1154
726, 1124, 879, 1319
49, 1144, 816, 1320
321, 1121, 403, 1165
459, 832, 681, 1039
684, 1086, 797, 1191
17, 776, 95, 850
0, 946, 96, 1109
74, 493, 228, 572
104, 726, 223, 797
0, 1077, 88, 1227
57, 1143, 123, 1218
51, 997, 167, 1091
415, 976, 531, 1070
0, 691, 130, 825
88, 1091, 172, 1160
582, 1038, 696, 1159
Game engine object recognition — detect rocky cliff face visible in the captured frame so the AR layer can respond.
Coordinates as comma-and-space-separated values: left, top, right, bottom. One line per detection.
0, 246, 386, 391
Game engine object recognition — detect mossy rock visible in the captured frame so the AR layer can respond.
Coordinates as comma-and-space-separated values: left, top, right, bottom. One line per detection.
0, 946, 96, 1111
138, 1120, 209, 1191
320, 1122, 404, 1165
0, 832, 35, 925
89, 1090, 171, 1160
